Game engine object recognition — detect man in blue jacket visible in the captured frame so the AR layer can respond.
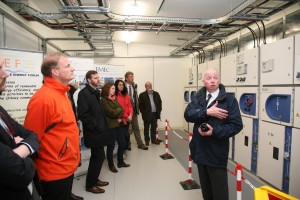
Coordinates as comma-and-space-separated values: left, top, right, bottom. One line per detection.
184, 68, 243, 200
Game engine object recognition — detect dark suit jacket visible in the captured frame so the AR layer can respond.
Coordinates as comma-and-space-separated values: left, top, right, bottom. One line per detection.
0, 106, 40, 200
139, 90, 162, 122
77, 84, 112, 148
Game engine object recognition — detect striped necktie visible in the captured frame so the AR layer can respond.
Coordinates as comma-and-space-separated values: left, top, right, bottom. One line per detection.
206, 93, 212, 107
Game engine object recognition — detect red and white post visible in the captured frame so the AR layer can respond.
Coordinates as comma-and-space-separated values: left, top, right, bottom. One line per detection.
159, 119, 174, 160
236, 163, 243, 200
180, 132, 200, 190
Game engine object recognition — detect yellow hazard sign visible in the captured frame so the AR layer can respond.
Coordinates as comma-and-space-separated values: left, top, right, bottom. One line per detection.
296, 113, 300, 117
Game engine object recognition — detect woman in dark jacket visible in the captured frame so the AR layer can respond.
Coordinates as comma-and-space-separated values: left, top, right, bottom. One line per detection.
101, 82, 130, 173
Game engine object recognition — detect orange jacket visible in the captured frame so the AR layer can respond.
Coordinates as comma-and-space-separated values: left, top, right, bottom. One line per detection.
24, 77, 80, 181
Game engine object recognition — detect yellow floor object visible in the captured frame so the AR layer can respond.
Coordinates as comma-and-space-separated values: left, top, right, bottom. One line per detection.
254, 186, 298, 200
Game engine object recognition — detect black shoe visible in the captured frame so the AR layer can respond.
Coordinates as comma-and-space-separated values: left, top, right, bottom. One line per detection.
70, 193, 84, 200
109, 165, 118, 173
118, 162, 130, 168
138, 144, 148, 150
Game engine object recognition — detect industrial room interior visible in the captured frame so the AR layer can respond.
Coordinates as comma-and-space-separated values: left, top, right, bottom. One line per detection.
1, 0, 300, 199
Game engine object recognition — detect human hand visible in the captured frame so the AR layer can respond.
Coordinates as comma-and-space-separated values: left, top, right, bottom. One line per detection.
14, 136, 24, 144
13, 145, 30, 158
207, 101, 228, 119
127, 115, 132, 122
198, 123, 213, 136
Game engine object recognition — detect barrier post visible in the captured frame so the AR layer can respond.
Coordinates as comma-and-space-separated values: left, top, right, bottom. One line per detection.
180, 132, 201, 190
236, 163, 242, 200
160, 119, 174, 160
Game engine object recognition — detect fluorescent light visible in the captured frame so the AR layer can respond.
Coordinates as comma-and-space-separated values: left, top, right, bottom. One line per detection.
60, 6, 109, 14
79, 32, 113, 37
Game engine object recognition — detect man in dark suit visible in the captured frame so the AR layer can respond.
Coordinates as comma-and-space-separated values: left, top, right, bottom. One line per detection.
77, 70, 112, 194
0, 56, 40, 199
139, 81, 163, 146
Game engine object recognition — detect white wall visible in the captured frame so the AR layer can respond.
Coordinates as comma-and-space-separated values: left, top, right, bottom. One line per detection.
95, 57, 192, 129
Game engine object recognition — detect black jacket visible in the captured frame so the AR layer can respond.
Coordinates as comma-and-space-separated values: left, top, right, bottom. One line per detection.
77, 84, 112, 148
0, 106, 40, 200
184, 84, 243, 168
139, 90, 162, 122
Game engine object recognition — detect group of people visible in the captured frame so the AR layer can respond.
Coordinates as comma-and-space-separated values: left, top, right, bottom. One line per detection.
0, 53, 163, 200
0, 52, 242, 200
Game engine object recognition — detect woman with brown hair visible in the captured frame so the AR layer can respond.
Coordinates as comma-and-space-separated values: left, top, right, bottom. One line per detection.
101, 82, 130, 173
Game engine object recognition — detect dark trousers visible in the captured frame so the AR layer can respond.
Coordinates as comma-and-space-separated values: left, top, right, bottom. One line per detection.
107, 127, 126, 166
122, 125, 130, 150
143, 112, 158, 142
40, 174, 74, 200
86, 146, 105, 188
197, 164, 229, 200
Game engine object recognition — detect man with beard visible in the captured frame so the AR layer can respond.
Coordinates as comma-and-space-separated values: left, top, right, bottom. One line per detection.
77, 70, 111, 194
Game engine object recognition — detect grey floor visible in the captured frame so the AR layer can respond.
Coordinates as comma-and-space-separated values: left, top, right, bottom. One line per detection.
72, 129, 277, 200
72, 133, 203, 200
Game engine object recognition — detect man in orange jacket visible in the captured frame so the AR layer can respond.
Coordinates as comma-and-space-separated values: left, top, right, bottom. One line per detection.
24, 53, 80, 200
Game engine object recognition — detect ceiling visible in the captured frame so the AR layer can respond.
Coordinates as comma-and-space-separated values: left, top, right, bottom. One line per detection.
0, 0, 298, 56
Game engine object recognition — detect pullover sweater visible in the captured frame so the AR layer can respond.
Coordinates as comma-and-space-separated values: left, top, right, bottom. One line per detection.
24, 77, 80, 181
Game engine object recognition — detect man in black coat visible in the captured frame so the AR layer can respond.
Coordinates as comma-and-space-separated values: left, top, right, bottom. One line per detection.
0, 57, 40, 199
184, 68, 243, 200
77, 70, 112, 194
139, 81, 162, 146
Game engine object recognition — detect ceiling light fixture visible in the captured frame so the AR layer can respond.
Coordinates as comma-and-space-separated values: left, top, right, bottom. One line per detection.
79, 32, 113, 37
124, 0, 144, 15
60, 6, 109, 14
122, 31, 137, 44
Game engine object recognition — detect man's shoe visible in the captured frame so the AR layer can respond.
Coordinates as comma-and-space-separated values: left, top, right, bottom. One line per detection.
138, 144, 148, 150
96, 180, 109, 187
109, 165, 118, 173
86, 186, 105, 194
70, 193, 84, 200
117, 162, 130, 168
152, 141, 160, 145
127, 147, 132, 151
145, 141, 149, 146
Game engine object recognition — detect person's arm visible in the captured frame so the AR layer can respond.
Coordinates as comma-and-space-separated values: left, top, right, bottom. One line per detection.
138, 93, 145, 114
184, 95, 207, 123
0, 140, 36, 190
2, 107, 40, 155
125, 95, 133, 122
77, 90, 97, 131
101, 98, 123, 118
156, 92, 162, 119
211, 98, 243, 139
24, 96, 57, 143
